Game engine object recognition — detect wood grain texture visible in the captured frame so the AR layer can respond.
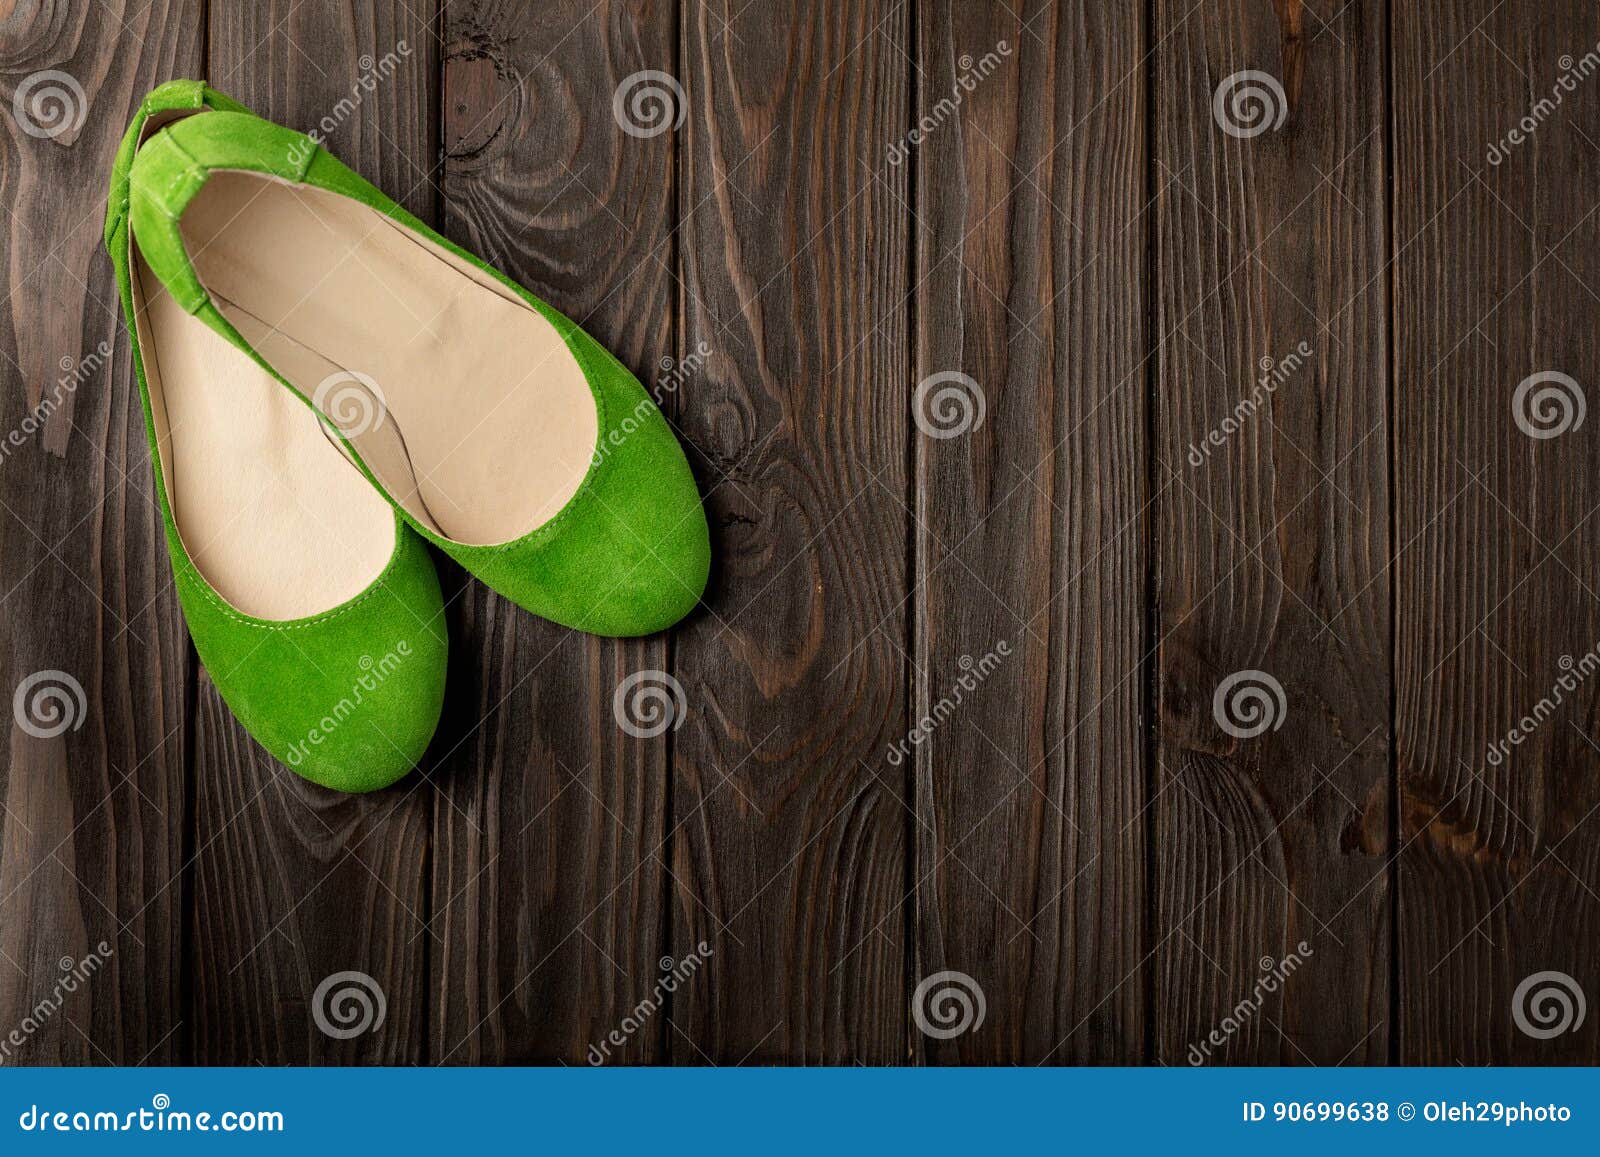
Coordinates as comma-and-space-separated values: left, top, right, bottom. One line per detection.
1393, 0, 1600, 1064
428, 0, 675, 1064
0, 0, 197, 1065
10, 0, 1600, 1068
668, 0, 911, 1063
913, 0, 1148, 1064
192, 0, 439, 1064
1151, 0, 1391, 1064
188, 675, 431, 1063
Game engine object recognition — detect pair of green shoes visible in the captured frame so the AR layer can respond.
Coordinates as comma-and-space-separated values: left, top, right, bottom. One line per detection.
105, 81, 709, 793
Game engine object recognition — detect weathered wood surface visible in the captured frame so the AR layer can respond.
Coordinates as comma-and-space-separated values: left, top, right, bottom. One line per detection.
1151, 0, 1391, 1065
914, 0, 1148, 1064
1393, 0, 1600, 1065
669, 0, 911, 1063
0, 0, 1596, 1066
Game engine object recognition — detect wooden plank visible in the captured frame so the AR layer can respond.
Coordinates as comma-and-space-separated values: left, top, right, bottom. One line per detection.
1393, 0, 1600, 1064
669, 0, 910, 1063
912, 1, 1148, 1063
192, 1, 439, 1064
0, 0, 198, 1065
428, 0, 675, 1064
1151, 0, 1391, 1063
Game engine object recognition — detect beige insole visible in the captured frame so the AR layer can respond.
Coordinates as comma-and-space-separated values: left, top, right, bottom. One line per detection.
176, 171, 598, 546
131, 244, 395, 620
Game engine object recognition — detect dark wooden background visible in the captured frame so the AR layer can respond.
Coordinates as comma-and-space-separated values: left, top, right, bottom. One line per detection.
2, 0, 1598, 1065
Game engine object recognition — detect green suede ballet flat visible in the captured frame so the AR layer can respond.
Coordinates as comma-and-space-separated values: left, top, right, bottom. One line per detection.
106, 80, 446, 793
124, 82, 710, 638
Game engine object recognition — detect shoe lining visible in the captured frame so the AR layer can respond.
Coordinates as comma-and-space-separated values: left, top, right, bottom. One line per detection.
177, 171, 599, 547
130, 242, 396, 620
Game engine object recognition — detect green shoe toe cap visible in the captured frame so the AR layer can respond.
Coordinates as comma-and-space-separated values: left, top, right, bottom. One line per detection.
176, 522, 448, 793
451, 326, 711, 637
